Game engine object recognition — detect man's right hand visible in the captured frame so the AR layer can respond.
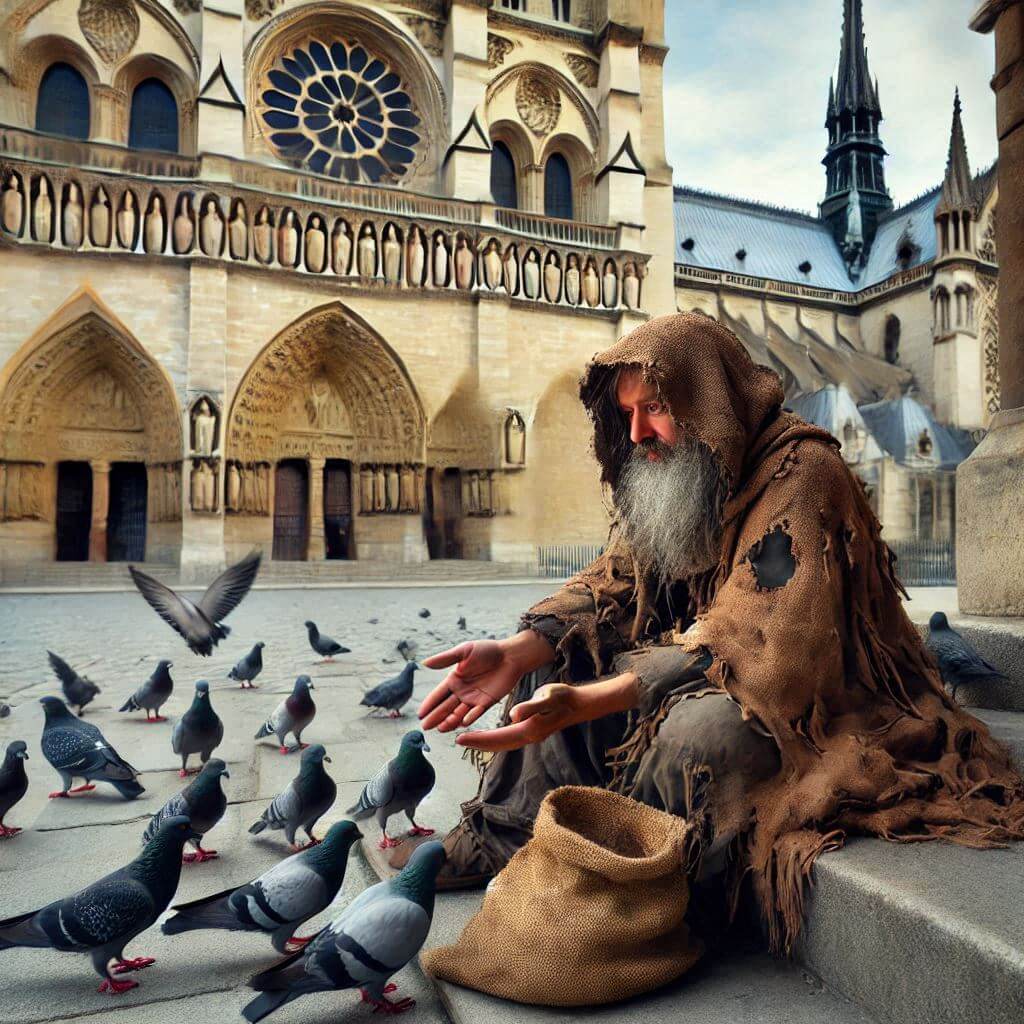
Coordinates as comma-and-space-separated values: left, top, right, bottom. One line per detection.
418, 631, 555, 733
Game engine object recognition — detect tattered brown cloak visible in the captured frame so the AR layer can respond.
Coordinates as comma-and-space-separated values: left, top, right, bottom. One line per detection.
523, 311, 1024, 953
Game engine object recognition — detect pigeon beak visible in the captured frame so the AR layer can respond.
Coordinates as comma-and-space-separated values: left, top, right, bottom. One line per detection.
422, 741, 431, 752
19, 752, 29, 760
222, 769, 231, 779
323, 755, 332, 763
354, 827, 364, 840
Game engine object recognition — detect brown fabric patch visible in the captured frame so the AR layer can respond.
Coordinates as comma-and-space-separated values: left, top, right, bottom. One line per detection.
522, 311, 1024, 954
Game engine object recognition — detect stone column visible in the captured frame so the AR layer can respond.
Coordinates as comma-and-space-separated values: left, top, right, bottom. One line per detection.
88, 459, 110, 562
308, 457, 326, 561
958, 1, 1024, 614
442, 0, 490, 200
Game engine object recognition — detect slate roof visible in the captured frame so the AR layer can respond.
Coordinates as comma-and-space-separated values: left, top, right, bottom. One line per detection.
858, 395, 976, 469
859, 188, 940, 286
787, 384, 885, 463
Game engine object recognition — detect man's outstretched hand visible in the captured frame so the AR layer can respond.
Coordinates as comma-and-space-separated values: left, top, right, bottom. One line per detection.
453, 683, 580, 752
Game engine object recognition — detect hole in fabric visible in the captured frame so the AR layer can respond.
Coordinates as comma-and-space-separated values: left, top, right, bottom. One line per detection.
745, 525, 796, 590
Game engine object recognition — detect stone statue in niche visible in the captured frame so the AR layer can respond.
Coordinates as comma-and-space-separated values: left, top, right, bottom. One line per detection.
383, 224, 401, 283
415, 466, 425, 512
331, 219, 352, 275
278, 210, 299, 268
33, 176, 53, 243
399, 463, 414, 512
483, 240, 502, 290
2, 173, 23, 237
254, 206, 273, 264
1, 462, 43, 521
62, 182, 84, 248
454, 235, 474, 290
503, 244, 519, 295
256, 463, 269, 515
117, 191, 137, 249
543, 252, 561, 303
144, 193, 165, 254
433, 234, 449, 287
406, 225, 425, 286
240, 463, 255, 512
523, 250, 540, 299
373, 466, 386, 512
482, 471, 494, 515
90, 187, 111, 247
191, 397, 219, 456
173, 194, 194, 254
190, 459, 217, 512
582, 257, 600, 307
467, 471, 481, 514
357, 223, 376, 278
360, 465, 373, 513
200, 198, 224, 257
602, 260, 619, 308
565, 253, 581, 305
226, 461, 241, 511
228, 200, 247, 260
504, 409, 526, 465
623, 261, 640, 310
305, 215, 327, 273
385, 464, 399, 512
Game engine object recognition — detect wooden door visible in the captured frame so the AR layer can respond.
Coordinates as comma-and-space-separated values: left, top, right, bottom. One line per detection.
424, 467, 442, 559
323, 459, 352, 560
56, 461, 92, 561
273, 460, 309, 561
441, 467, 463, 559
107, 462, 147, 561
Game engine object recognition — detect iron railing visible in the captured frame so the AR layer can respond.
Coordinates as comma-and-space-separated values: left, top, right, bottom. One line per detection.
537, 543, 604, 578
888, 538, 956, 586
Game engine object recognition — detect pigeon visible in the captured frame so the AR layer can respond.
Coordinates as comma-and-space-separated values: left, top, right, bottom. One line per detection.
172, 680, 224, 776
129, 551, 261, 656
47, 651, 101, 716
255, 675, 316, 754
119, 660, 174, 722
0, 702, 12, 718
926, 611, 1010, 702
457, 616, 467, 630
0, 741, 30, 839
0, 815, 200, 994
229, 642, 266, 689
249, 744, 336, 850
347, 731, 436, 849
39, 696, 144, 800
163, 819, 362, 953
360, 662, 419, 718
305, 621, 350, 662
395, 638, 416, 661
241, 840, 446, 1021
143, 758, 229, 864
418, 608, 430, 618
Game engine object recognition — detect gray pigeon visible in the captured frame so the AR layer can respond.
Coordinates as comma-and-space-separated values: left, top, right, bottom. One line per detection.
163, 819, 361, 953
47, 651, 101, 716
172, 680, 224, 776
927, 611, 1010, 702
129, 551, 261, 656
249, 744, 336, 850
0, 703, 10, 718
229, 642, 266, 689
418, 608, 430, 618
457, 616, 467, 630
0, 741, 29, 839
119, 660, 174, 721
254, 675, 316, 754
304, 621, 350, 662
347, 731, 435, 849
241, 840, 446, 1021
39, 696, 144, 800
360, 662, 418, 718
143, 758, 229, 864
0, 815, 200, 994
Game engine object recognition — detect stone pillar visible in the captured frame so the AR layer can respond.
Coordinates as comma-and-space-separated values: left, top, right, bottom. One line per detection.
88, 459, 110, 562
958, 1, 1024, 614
442, 0, 490, 200
308, 457, 325, 561
91, 85, 122, 145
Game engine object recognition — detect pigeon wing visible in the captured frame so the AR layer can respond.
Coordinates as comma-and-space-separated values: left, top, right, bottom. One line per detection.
129, 567, 200, 645
60, 876, 156, 948
143, 792, 188, 844
331, 894, 431, 984
198, 551, 261, 623
264, 783, 303, 829
257, 859, 328, 924
362, 761, 395, 811
171, 718, 185, 755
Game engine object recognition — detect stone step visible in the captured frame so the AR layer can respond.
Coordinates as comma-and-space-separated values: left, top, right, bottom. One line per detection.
795, 707, 1024, 1024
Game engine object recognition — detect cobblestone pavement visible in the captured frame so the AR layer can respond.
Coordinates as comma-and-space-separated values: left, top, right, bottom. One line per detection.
0, 582, 553, 1024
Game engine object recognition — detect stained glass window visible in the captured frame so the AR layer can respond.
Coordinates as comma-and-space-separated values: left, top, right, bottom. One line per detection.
544, 153, 572, 220
128, 78, 179, 153
490, 141, 517, 209
36, 63, 90, 140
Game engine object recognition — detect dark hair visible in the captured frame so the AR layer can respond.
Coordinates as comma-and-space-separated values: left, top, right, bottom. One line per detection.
582, 364, 642, 492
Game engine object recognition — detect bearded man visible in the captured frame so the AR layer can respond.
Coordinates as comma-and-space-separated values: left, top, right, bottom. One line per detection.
401, 313, 1024, 952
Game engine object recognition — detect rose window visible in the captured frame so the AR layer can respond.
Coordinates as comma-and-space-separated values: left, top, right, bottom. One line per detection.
259, 39, 421, 182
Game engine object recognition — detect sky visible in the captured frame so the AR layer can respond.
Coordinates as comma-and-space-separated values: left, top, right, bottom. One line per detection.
662, 0, 998, 213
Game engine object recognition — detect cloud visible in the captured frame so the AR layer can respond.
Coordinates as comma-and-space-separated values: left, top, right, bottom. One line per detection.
664, 0, 997, 211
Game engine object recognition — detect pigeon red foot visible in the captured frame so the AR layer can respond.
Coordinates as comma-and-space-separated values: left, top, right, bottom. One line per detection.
49, 783, 95, 798
98, 977, 138, 994
407, 826, 434, 837
145, 714, 166, 723
378, 834, 402, 850
290, 837, 322, 852
284, 935, 313, 952
0, 824, 22, 838
360, 984, 414, 1015
178, 767, 200, 778
388, 710, 404, 719
112, 957, 155, 974
182, 846, 218, 864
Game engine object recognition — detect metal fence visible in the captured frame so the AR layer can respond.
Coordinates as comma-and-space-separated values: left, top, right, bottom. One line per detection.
888, 538, 956, 586
537, 544, 604, 578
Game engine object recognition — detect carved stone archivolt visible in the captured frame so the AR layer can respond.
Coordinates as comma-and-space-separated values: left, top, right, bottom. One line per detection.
78, 0, 140, 67
564, 53, 599, 88
516, 73, 561, 136
226, 304, 425, 471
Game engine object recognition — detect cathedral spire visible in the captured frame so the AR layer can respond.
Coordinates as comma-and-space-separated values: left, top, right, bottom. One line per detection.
836, 0, 880, 114
937, 88, 974, 215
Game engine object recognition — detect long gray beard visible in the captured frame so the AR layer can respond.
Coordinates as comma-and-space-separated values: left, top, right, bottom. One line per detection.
616, 437, 725, 581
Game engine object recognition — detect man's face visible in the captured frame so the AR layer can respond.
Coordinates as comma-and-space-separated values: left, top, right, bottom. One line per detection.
615, 368, 678, 460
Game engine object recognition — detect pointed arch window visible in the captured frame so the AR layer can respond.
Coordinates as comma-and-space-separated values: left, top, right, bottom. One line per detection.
128, 78, 179, 153
544, 153, 573, 220
36, 62, 90, 140
884, 315, 901, 364
490, 140, 517, 209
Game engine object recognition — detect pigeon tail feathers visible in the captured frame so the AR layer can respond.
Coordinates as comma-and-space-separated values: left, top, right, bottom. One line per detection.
242, 989, 295, 1023
111, 778, 145, 800
119, 696, 140, 713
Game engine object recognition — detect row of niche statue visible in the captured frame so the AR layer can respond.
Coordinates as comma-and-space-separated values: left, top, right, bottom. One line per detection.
149, 463, 182, 522
359, 464, 423, 515
190, 458, 219, 514
225, 462, 271, 515
1, 173, 643, 310
463, 470, 497, 516
0, 462, 43, 521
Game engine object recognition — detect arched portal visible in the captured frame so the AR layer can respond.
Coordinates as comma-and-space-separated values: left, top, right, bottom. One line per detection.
225, 302, 426, 562
0, 294, 183, 567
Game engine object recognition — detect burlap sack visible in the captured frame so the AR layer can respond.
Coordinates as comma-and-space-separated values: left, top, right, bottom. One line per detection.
421, 785, 703, 1006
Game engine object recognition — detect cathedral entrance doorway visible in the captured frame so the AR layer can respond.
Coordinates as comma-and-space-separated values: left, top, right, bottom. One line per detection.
273, 459, 309, 561
323, 459, 353, 559
55, 461, 92, 561
107, 462, 147, 561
